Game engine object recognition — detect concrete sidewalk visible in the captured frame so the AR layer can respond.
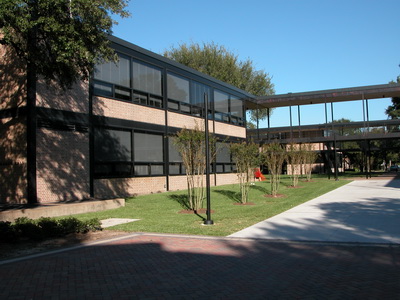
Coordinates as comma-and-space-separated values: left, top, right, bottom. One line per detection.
229, 178, 400, 244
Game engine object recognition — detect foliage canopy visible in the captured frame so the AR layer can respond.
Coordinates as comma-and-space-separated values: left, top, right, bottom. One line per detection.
163, 42, 274, 123
0, 0, 130, 88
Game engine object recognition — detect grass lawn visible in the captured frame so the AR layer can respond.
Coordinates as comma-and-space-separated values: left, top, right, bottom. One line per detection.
74, 177, 350, 236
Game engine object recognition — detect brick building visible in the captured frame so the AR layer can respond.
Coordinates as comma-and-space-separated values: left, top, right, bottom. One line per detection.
0, 36, 253, 204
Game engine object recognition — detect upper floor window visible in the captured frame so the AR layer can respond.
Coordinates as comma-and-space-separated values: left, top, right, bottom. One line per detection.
94, 54, 130, 88
214, 90, 229, 114
192, 81, 211, 109
132, 61, 162, 96
93, 53, 163, 108
167, 73, 189, 103
214, 89, 244, 125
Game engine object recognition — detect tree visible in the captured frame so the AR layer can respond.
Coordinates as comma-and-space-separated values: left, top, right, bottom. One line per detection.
286, 143, 302, 187
386, 76, 400, 120
0, 0, 130, 203
302, 144, 318, 181
386, 97, 400, 119
0, 0, 130, 88
173, 122, 217, 211
230, 141, 260, 204
261, 142, 286, 197
163, 42, 275, 122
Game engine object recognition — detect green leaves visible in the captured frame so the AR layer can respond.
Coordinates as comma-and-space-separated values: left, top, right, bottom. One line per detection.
164, 42, 274, 97
0, 0, 130, 88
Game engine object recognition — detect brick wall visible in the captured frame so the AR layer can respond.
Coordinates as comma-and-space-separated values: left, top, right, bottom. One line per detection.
36, 128, 90, 203
94, 177, 167, 199
0, 116, 27, 204
0, 44, 26, 109
93, 97, 166, 125
214, 122, 246, 138
36, 80, 89, 114
215, 173, 240, 186
168, 111, 246, 138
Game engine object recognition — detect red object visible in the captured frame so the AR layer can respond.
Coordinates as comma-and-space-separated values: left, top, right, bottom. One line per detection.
254, 168, 266, 181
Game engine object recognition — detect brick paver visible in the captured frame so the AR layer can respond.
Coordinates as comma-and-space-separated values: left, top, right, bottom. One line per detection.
1, 233, 399, 299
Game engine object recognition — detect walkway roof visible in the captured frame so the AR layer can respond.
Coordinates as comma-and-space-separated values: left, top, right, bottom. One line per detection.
248, 83, 400, 109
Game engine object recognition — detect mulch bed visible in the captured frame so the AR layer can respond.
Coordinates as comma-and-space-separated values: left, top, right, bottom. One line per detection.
263, 194, 286, 198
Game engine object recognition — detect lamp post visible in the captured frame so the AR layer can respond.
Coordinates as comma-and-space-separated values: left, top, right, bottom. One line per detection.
204, 92, 213, 225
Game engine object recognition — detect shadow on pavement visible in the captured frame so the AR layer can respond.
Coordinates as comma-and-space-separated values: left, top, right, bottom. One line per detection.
0, 234, 399, 298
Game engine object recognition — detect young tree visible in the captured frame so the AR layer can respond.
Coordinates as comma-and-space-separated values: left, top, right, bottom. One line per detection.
262, 142, 286, 197
230, 141, 260, 204
302, 144, 319, 181
286, 143, 302, 187
163, 42, 275, 122
173, 123, 216, 211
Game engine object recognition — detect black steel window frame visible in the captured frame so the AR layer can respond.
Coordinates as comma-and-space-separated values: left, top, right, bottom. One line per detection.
92, 44, 248, 127
214, 90, 245, 126
93, 127, 165, 179
93, 54, 164, 109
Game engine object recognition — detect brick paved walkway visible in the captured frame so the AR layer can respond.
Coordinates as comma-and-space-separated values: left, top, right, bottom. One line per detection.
1, 233, 399, 299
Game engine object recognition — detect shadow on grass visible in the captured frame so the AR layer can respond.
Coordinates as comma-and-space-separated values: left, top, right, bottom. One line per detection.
249, 185, 269, 194
214, 190, 241, 203
167, 194, 205, 221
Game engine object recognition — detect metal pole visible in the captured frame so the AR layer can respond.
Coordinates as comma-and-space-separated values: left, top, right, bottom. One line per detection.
331, 103, 339, 181
289, 106, 293, 140
204, 92, 213, 225
297, 105, 301, 138
267, 108, 270, 141
256, 103, 260, 141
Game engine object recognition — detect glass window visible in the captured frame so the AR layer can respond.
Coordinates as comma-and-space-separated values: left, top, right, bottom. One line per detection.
134, 132, 163, 162
168, 138, 182, 162
216, 142, 231, 163
94, 129, 132, 162
169, 164, 181, 175
192, 81, 211, 108
167, 73, 189, 103
230, 96, 243, 118
214, 90, 229, 113
94, 54, 130, 87
134, 165, 148, 176
132, 61, 162, 96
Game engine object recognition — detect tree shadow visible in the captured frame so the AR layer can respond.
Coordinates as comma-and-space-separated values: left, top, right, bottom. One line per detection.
168, 194, 191, 210
231, 180, 400, 244
1, 45, 130, 205
214, 189, 241, 203
168, 194, 206, 221
249, 184, 269, 194
1, 233, 399, 298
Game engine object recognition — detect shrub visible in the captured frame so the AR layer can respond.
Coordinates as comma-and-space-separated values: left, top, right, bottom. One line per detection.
0, 217, 102, 243
0, 221, 17, 243
14, 217, 44, 241
37, 217, 63, 237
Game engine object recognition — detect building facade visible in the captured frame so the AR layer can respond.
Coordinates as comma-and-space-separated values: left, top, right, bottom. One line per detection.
0, 36, 252, 204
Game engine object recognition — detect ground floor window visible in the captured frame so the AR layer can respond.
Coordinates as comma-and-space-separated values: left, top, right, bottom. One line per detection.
94, 128, 164, 178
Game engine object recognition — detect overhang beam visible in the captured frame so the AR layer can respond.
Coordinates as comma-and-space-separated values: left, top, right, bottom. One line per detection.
247, 83, 400, 109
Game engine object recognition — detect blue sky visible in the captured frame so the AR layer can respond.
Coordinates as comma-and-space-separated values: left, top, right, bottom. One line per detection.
112, 0, 400, 127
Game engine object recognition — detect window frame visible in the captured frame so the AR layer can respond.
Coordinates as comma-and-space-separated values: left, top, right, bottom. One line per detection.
93, 127, 165, 178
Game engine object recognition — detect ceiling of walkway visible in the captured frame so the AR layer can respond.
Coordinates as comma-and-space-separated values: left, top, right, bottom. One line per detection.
247, 83, 400, 109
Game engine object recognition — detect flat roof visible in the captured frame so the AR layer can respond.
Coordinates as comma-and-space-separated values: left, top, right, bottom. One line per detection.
248, 83, 400, 109
109, 35, 255, 99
